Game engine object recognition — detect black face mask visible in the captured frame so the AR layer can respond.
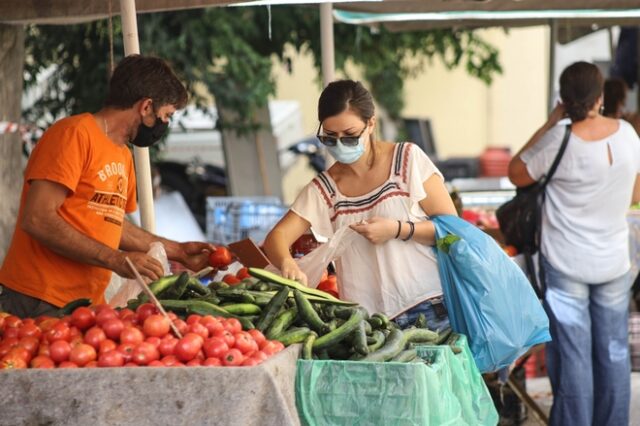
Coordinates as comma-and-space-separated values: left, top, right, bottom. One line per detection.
131, 116, 169, 147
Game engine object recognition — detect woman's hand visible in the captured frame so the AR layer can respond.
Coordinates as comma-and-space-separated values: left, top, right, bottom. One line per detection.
546, 102, 566, 128
350, 217, 397, 244
280, 257, 308, 285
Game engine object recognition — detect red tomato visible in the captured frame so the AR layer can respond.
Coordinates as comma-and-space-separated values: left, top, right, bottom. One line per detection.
98, 339, 118, 354
85, 361, 99, 368
97, 349, 125, 367
71, 307, 96, 331
233, 332, 258, 355
69, 335, 84, 348
242, 357, 259, 367
236, 267, 251, 280
143, 315, 171, 338
208, 246, 233, 268
136, 303, 158, 324
131, 342, 160, 366
18, 323, 41, 339
186, 314, 202, 326
3, 327, 19, 340
272, 341, 285, 352
222, 348, 244, 366
0, 356, 27, 369
18, 336, 40, 357
7, 347, 32, 363
317, 279, 339, 298
124, 362, 138, 367
200, 316, 224, 335
252, 351, 268, 363
0, 338, 19, 357
92, 304, 112, 314
203, 338, 229, 359
44, 322, 71, 343
148, 360, 164, 367
224, 318, 242, 334
261, 341, 284, 356
248, 329, 266, 348
203, 357, 222, 367
145, 336, 161, 349
117, 343, 135, 363
118, 308, 136, 321
174, 334, 203, 362
187, 322, 209, 340
120, 327, 144, 345
95, 308, 119, 327
84, 327, 107, 350
58, 361, 79, 368
173, 319, 188, 337
186, 359, 202, 367
101, 318, 125, 341
37, 343, 50, 358
38, 318, 59, 333
69, 343, 96, 367
167, 312, 178, 321
161, 355, 180, 367
158, 336, 178, 357
30, 355, 55, 369
68, 326, 82, 340
49, 340, 72, 363
222, 274, 241, 285
213, 329, 235, 347
4, 315, 23, 330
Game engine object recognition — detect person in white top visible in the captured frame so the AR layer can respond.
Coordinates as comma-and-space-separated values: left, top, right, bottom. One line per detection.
263, 80, 457, 328
509, 62, 640, 426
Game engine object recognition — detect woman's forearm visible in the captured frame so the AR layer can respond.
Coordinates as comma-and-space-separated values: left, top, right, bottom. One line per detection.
399, 220, 436, 246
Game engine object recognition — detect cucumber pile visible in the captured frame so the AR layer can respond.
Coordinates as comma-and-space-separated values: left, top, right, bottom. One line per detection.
127, 268, 462, 362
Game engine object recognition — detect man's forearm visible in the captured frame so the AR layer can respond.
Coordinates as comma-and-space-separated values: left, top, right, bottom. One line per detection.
120, 220, 180, 259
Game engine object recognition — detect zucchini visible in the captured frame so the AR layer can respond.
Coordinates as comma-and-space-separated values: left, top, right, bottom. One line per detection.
333, 306, 358, 320
185, 278, 211, 297
351, 320, 369, 355
148, 274, 181, 297
313, 308, 367, 351
367, 317, 384, 330
371, 313, 390, 329
361, 328, 406, 362
208, 281, 229, 291
391, 349, 418, 363
60, 298, 92, 316
302, 332, 317, 360
251, 281, 271, 292
323, 305, 337, 320
294, 290, 330, 334
363, 320, 372, 335
265, 308, 298, 340
403, 327, 439, 343
248, 267, 342, 302
366, 330, 386, 352
220, 303, 262, 316
255, 286, 289, 332
216, 288, 256, 304
160, 272, 190, 300
275, 326, 311, 346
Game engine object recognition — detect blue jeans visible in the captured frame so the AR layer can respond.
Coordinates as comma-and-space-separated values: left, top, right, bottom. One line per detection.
541, 255, 631, 426
393, 297, 450, 331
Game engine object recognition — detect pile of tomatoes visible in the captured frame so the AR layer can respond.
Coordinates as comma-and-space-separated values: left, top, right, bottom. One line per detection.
0, 303, 284, 370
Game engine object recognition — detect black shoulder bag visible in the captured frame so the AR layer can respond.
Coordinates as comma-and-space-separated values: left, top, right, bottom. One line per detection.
496, 124, 571, 297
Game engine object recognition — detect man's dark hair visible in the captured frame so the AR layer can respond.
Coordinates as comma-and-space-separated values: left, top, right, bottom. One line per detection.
105, 55, 188, 110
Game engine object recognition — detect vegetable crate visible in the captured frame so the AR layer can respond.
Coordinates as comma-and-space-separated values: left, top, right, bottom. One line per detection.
295, 334, 498, 426
206, 196, 287, 245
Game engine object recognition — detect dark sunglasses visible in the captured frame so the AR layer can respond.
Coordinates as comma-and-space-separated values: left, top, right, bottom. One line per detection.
316, 123, 367, 147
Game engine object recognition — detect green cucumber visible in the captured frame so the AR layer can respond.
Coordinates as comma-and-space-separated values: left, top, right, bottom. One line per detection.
185, 278, 211, 297
367, 317, 384, 330
208, 281, 229, 291
391, 349, 418, 363
371, 313, 390, 329
302, 332, 317, 360
313, 308, 367, 351
403, 327, 439, 343
351, 320, 369, 355
159, 299, 254, 330
255, 286, 289, 332
220, 303, 262, 316
361, 328, 406, 362
332, 306, 358, 320
274, 326, 311, 346
60, 298, 92, 316
215, 288, 256, 304
366, 330, 386, 352
436, 327, 453, 345
265, 308, 298, 340
148, 274, 181, 296
248, 267, 342, 302
293, 289, 330, 334
161, 272, 190, 300
415, 313, 428, 329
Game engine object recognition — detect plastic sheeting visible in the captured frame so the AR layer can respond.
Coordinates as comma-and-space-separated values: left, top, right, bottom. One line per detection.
296, 335, 498, 426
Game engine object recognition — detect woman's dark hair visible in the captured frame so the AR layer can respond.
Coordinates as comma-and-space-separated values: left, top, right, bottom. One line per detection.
105, 54, 188, 110
318, 80, 375, 124
559, 62, 604, 122
603, 78, 628, 118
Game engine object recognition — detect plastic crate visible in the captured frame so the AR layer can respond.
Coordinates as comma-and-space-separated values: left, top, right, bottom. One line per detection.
206, 196, 287, 245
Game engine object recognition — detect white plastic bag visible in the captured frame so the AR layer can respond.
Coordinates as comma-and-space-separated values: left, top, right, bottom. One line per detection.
108, 242, 171, 308
267, 226, 359, 288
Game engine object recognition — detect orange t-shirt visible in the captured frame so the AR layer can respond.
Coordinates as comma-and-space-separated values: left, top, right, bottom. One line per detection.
0, 113, 137, 307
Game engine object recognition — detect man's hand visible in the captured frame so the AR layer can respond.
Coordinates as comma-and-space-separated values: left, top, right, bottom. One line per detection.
111, 251, 165, 281
167, 241, 217, 273
350, 217, 397, 244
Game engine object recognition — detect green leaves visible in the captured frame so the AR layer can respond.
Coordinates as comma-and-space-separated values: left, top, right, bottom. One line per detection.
436, 234, 461, 254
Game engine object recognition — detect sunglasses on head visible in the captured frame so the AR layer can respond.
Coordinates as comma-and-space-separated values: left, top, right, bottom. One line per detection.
316, 123, 367, 147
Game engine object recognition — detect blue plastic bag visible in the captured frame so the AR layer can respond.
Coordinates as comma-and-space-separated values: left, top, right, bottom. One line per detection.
433, 215, 551, 373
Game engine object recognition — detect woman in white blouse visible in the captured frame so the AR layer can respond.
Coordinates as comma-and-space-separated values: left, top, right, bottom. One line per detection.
508, 62, 640, 426
263, 80, 457, 330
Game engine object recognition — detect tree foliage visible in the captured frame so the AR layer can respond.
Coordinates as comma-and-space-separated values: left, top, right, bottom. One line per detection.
23, 6, 502, 131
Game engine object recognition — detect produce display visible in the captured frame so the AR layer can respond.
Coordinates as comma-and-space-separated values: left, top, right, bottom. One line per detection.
124, 267, 462, 363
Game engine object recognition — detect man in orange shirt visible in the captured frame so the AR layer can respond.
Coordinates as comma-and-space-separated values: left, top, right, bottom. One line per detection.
0, 55, 216, 317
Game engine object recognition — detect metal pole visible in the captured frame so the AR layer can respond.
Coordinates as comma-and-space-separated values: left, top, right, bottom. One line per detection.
320, 3, 335, 87
548, 19, 557, 112
120, 0, 156, 233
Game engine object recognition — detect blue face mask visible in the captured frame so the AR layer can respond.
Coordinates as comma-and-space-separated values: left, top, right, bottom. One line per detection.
326, 136, 365, 164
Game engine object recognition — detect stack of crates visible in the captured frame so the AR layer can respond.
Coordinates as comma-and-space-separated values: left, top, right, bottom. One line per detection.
206, 196, 287, 245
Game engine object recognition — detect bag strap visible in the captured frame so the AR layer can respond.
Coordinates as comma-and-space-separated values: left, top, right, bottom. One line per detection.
540, 124, 571, 188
